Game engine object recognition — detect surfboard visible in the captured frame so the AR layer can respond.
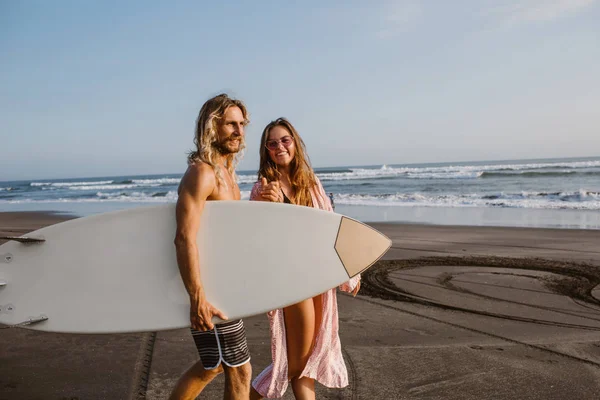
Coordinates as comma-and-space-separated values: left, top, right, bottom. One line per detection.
0, 201, 391, 333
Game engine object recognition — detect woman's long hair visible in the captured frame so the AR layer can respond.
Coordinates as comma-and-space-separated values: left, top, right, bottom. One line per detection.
258, 118, 316, 207
187, 94, 249, 186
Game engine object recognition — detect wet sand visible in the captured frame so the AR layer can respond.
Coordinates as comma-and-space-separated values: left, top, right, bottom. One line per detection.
1, 212, 600, 399
0, 211, 76, 238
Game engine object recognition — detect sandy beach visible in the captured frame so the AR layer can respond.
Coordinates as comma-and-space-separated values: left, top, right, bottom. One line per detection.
1, 212, 600, 399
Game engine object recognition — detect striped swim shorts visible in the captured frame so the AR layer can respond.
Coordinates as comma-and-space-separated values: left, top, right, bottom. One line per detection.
190, 319, 251, 370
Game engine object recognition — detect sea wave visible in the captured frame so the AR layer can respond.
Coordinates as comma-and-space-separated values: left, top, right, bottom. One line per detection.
0, 190, 252, 203
70, 184, 162, 191
315, 168, 354, 174
237, 174, 259, 184
480, 170, 600, 178
131, 178, 181, 185
316, 160, 600, 181
31, 180, 114, 187
30, 178, 183, 189
334, 190, 600, 210
94, 191, 179, 201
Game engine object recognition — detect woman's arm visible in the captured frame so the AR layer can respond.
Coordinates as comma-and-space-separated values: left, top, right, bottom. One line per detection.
250, 178, 282, 202
339, 274, 361, 296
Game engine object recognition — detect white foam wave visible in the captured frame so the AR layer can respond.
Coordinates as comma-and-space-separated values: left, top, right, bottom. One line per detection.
0, 190, 253, 204
237, 174, 258, 184
31, 179, 181, 189
71, 184, 161, 191
132, 178, 181, 185
317, 160, 600, 181
95, 190, 179, 201
334, 190, 600, 210
31, 180, 114, 187
317, 165, 406, 181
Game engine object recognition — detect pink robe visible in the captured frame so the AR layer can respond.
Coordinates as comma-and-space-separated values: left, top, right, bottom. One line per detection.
250, 178, 360, 398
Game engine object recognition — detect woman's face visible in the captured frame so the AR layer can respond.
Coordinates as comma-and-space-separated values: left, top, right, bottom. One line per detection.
266, 125, 296, 168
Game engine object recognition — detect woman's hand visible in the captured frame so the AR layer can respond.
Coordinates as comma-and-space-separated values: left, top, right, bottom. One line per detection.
259, 177, 283, 202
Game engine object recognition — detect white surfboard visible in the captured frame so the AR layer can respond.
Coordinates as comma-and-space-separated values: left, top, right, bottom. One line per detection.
0, 201, 391, 333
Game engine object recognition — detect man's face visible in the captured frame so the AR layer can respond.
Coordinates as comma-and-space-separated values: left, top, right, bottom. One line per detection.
215, 106, 246, 155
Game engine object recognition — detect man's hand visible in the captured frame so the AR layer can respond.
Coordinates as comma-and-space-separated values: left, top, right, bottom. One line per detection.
190, 293, 228, 331
258, 177, 283, 202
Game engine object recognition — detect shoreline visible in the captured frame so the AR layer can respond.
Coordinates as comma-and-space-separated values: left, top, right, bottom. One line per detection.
336, 204, 600, 230
1, 207, 600, 233
2, 197, 600, 230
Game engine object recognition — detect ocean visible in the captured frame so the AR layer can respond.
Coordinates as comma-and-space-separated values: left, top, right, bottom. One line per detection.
1, 157, 599, 229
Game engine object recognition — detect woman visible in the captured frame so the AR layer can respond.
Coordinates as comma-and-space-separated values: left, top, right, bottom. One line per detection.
249, 118, 360, 399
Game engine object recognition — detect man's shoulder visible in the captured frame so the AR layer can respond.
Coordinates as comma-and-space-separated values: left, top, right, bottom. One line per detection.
187, 162, 216, 177
181, 162, 216, 190
187, 160, 214, 173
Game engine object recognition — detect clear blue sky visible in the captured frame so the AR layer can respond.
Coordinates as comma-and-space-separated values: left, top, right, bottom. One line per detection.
1, 0, 599, 181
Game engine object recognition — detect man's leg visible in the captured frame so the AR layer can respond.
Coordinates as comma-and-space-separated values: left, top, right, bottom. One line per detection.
249, 386, 263, 400
169, 361, 223, 400
223, 362, 252, 400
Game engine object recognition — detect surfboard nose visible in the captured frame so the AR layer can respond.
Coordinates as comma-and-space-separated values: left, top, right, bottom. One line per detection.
334, 217, 392, 278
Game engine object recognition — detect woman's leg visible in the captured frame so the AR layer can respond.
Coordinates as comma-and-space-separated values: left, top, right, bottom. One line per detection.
283, 294, 323, 400
290, 378, 315, 400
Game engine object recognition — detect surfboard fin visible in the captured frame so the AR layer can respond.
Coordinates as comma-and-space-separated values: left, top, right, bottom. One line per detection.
0, 236, 46, 244
0, 314, 48, 329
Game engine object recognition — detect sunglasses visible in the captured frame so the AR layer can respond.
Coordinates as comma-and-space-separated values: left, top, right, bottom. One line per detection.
265, 136, 294, 151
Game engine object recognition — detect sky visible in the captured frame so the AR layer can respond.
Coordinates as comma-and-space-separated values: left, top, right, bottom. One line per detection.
1, 0, 599, 181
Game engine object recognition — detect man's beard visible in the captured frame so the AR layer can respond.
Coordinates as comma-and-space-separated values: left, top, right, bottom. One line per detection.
214, 137, 243, 155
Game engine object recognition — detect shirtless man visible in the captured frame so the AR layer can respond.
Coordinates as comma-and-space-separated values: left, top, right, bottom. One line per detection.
170, 94, 251, 400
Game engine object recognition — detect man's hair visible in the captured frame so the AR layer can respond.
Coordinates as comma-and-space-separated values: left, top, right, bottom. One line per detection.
258, 118, 317, 207
188, 93, 249, 186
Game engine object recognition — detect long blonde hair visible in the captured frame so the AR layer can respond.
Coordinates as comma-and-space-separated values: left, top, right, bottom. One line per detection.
188, 94, 249, 186
258, 118, 316, 207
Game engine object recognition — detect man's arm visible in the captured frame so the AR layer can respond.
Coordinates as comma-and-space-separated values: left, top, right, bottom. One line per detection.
174, 164, 227, 331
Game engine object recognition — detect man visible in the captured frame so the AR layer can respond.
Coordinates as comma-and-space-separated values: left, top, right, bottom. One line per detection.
170, 94, 252, 400
329, 192, 335, 211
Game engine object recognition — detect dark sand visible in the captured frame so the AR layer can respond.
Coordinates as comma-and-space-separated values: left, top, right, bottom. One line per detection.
1, 213, 600, 399
0, 211, 76, 239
